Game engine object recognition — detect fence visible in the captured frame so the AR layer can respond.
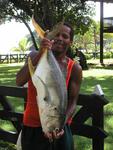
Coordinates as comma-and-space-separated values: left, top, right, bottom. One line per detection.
0, 54, 28, 63
0, 85, 109, 150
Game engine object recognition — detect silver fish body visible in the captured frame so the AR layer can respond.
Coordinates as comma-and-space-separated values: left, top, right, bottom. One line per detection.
31, 50, 67, 134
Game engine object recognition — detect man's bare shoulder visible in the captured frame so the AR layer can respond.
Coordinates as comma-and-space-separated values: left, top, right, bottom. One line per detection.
28, 50, 39, 58
73, 61, 82, 73
71, 61, 82, 82
25, 50, 39, 63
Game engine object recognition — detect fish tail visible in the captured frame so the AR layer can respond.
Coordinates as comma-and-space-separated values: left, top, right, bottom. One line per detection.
32, 16, 45, 39
28, 57, 35, 76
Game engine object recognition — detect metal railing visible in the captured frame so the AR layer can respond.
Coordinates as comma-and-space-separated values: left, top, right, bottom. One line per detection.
0, 54, 28, 63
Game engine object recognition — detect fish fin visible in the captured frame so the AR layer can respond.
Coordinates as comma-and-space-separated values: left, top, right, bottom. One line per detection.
37, 76, 51, 103
28, 56, 35, 76
32, 16, 45, 39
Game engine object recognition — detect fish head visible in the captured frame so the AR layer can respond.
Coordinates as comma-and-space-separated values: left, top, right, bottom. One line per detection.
41, 104, 66, 133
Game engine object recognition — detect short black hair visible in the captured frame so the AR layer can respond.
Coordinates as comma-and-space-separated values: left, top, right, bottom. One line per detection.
64, 22, 74, 41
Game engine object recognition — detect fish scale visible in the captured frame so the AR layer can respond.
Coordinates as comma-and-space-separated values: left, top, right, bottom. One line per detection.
47, 50, 67, 112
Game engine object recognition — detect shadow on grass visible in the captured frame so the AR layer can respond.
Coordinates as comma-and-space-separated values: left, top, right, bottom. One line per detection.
104, 115, 113, 150
0, 140, 16, 150
81, 76, 113, 102
88, 63, 113, 70
0, 65, 21, 86
79, 75, 113, 150
0, 63, 113, 149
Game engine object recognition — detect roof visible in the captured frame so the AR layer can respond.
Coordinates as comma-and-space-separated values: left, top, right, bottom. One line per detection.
86, 0, 113, 3
103, 17, 113, 33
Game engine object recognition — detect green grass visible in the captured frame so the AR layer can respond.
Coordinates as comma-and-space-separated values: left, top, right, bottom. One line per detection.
0, 63, 24, 149
0, 63, 23, 86
75, 59, 113, 150
81, 68, 113, 112
0, 60, 113, 150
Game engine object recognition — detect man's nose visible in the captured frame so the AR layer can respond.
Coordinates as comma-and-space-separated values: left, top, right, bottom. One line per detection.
57, 34, 63, 40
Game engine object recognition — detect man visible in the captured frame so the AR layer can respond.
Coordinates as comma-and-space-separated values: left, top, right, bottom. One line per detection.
16, 22, 82, 150
75, 48, 88, 70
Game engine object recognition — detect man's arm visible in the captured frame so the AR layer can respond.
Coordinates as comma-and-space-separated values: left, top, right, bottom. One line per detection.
66, 62, 82, 121
16, 38, 54, 86
16, 51, 43, 86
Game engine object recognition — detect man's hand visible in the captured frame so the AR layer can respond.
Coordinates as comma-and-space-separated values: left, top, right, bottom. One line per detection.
39, 30, 54, 51
40, 38, 54, 50
44, 129, 64, 142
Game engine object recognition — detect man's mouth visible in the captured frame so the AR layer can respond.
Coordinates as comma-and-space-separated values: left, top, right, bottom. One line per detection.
54, 40, 64, 45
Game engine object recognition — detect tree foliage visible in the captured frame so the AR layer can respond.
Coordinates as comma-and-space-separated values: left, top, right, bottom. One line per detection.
0, 0, 96, 52
73, 20, 100, 53
0, 0, 39, 50
11, 37, 30, 53
0, 0, 30, 23
0, 0, 95, 34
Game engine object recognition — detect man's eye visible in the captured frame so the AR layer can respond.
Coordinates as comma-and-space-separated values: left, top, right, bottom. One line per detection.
56, 33, 60, 37
63, 34, 69, 39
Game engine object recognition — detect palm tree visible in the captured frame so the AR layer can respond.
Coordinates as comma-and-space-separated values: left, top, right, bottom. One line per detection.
11, 37, 30, 53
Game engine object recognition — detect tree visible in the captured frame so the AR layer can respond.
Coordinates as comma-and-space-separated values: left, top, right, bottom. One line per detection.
0, 0, 95, 49
11, 37, 30, 53
1, 0, 95, 30
72, 20, 100, 54
0, 0, 38, 50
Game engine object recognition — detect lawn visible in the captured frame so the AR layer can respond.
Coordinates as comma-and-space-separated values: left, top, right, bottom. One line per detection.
0, 59, 113, 150
77, 60, 113, 150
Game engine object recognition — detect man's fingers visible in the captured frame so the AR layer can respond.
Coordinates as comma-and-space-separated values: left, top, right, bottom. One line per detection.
56, 129, 64, 137
53, 129, 64, 139
44, 129, 64, 141
40, 38, 53, 50
44, 30, 49, 37
44, 132, 53, 142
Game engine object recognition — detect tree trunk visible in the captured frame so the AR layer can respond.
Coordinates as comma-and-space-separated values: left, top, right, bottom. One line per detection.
21, 18, 38, 51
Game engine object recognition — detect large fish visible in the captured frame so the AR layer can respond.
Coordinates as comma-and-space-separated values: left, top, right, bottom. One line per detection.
28, 17, 68, 136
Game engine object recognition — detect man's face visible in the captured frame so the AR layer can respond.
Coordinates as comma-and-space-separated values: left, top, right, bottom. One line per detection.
52, 25, 72, 54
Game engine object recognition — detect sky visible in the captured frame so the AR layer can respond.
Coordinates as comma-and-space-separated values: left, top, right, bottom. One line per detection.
0, 22, 30, 54
0, 2, 113, 54
93, 2, 113, 20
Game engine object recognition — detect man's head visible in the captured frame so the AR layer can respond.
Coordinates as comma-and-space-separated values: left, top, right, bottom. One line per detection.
64, 22, 74, 41
52, 23, 74, 55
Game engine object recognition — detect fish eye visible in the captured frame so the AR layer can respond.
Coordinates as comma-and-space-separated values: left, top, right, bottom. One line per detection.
54, 107, 57, 110
44, 97, 47, 101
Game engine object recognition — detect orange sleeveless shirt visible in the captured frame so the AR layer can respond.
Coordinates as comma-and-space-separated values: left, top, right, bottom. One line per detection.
23, 58, 75, 127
